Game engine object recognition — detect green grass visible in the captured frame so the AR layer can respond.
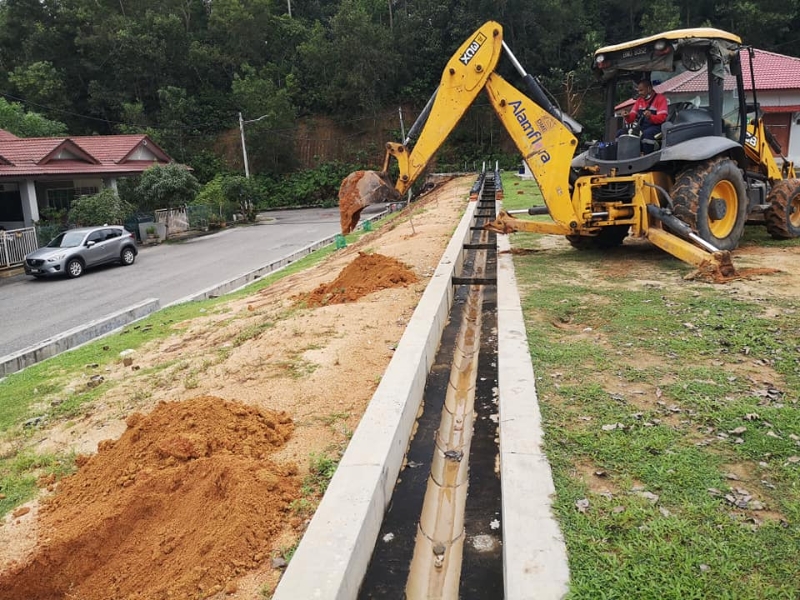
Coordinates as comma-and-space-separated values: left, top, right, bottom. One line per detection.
0, 450, 77, 515
503, 171, 800, 599
290, 451, 341, 518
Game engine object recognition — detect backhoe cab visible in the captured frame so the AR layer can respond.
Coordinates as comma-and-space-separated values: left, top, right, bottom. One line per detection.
339, 22, 800, 279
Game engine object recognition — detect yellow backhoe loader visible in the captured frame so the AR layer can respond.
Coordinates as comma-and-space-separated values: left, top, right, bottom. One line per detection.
339, 21, 800, 278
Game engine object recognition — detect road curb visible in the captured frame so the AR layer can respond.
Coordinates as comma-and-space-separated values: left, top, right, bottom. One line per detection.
0, 298, 161, 378
496, 232, 570, 599
272, 200, 478, 600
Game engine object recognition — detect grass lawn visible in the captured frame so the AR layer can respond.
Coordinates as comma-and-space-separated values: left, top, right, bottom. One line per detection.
502, 172, 800, 599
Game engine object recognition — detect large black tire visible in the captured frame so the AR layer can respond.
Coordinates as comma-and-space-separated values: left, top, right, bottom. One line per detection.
764, 179, 800, 239
120, 246, 137, 266
566, 225, 629, 250
66, 258, 84, 278
671, 157, 748, 251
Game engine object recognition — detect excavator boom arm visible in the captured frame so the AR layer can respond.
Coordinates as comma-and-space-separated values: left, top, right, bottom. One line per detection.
483, 73, 578, 229
387, 21, 505, 196
385, 21, 579, 236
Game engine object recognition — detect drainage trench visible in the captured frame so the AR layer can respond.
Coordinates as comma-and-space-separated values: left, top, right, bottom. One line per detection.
359, 173, 501, 599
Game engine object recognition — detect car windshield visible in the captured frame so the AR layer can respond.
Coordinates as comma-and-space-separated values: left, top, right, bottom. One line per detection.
47, 231, 86, 248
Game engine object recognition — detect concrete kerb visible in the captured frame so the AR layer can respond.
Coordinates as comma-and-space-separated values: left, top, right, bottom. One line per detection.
496, 230, 570, 598
0, 298, 161, 378
272, 199, 479, 600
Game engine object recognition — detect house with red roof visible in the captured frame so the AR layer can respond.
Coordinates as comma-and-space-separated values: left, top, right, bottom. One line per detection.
616, 48, 800, 164
0, 130, 173, 229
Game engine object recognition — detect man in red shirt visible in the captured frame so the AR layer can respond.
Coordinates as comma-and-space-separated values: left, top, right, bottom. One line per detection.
623, 78, 668, 150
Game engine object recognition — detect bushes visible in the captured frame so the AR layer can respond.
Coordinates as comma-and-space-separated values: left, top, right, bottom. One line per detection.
258, 161, 358, 210
192, 162, 358, 217
68, 188, 134, 227
193, 175, 262, 222
136, 163, 200, 211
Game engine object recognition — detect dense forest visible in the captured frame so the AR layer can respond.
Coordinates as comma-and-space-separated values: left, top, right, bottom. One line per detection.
0, 0, 798, 189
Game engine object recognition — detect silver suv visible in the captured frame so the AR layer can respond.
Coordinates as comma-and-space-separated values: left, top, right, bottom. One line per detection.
24, 225, 138, 278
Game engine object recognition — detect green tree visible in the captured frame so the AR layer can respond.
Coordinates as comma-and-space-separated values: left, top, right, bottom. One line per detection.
136, 162, 200, 210
193, 175, 234, 219
8, 61, 70, 112
0, 98, 67, 137
640, 0, 681, 35
68, 188, 134, 226
296, 0, 398, 114
233, 64, 297, 175
221, 175, 261, 221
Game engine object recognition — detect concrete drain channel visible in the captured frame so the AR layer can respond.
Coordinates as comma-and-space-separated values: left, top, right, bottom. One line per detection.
361, 211, 500, 597
273, 172, 569, 600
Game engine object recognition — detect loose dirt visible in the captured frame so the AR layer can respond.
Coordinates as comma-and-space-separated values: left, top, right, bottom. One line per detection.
1, 397, 297, 600
300, 251, 418, 306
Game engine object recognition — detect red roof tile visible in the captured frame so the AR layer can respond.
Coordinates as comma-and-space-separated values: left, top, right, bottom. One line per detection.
658, 48, 800, 93
616, 48, 800, 110
70, 135, 170, 163
0, 130, 172, 179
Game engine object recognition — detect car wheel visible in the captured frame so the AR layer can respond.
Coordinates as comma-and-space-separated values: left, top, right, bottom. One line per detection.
66, 258, 84, 278
120, 247, 136, 266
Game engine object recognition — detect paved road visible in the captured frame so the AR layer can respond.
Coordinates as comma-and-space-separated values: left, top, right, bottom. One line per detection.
0, 205, 384, 358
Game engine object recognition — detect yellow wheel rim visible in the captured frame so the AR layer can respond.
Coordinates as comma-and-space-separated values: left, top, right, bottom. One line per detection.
790, 193, 800, 229
708, 180, 738, 238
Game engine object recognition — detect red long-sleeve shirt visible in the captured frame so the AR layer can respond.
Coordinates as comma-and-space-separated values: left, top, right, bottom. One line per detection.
625, 92, 668, 126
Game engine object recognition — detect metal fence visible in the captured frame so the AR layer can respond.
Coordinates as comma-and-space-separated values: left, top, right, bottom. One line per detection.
155, 206, 190, 234
0, 227, 39, 269
186, 205, 210, 230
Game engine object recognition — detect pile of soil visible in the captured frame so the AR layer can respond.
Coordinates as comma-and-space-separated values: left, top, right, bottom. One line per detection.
300, 251, 418, 307
0, 397, 299, 600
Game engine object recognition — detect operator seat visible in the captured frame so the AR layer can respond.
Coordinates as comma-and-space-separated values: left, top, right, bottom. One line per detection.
660, 105, 714, 147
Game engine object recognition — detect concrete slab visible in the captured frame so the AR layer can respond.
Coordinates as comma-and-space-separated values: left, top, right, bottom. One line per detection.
496, 230, 570, 599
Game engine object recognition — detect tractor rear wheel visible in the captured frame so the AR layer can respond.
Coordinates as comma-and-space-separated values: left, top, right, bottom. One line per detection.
566, 225, 629, 250
764, 179, 800, 239
671, 157, 748, 251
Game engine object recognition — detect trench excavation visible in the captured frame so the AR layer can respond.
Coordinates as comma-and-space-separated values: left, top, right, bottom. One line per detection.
359, 172, 501, 598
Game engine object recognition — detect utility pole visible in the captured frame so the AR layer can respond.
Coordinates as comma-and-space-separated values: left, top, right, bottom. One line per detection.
239, 112, 271, 178
287, 0, 292, 17
238, 112, 250, 178
398, 106, 406, 141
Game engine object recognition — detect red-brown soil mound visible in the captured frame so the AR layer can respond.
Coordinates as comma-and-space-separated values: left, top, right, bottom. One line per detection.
300, 251, 418, 307
0, 397, 298, 600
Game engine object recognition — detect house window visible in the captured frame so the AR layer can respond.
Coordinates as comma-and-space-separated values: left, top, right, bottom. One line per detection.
46, 186, 99, 211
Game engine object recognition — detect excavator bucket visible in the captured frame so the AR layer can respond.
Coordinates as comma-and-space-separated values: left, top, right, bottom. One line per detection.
690, 250, 739, 282
338, 170, 400, 235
